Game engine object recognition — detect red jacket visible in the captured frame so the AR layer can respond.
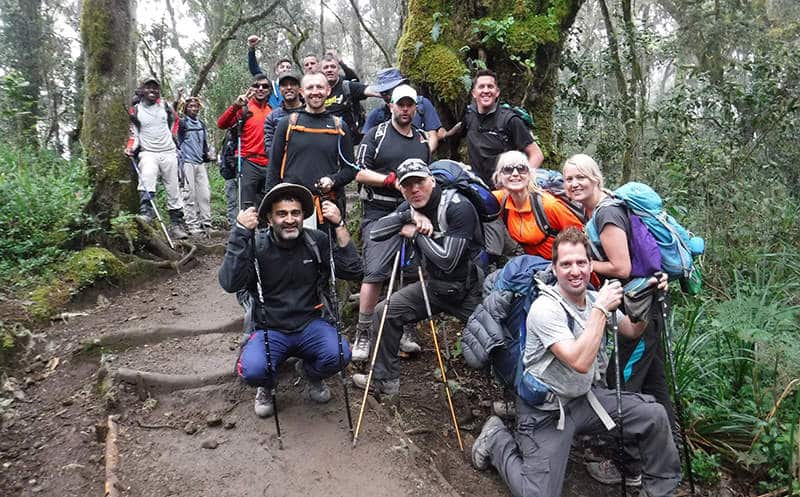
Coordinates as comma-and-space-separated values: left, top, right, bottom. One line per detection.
217, 99, 271, 166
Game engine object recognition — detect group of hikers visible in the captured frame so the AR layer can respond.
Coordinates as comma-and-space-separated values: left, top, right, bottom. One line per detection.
124, 37, 690, 497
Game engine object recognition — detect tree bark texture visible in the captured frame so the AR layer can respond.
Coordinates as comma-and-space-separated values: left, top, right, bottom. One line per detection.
397, 0, 585, 164
81, 0, 138, 224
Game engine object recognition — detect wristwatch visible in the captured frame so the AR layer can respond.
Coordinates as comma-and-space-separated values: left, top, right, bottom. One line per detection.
337, 218, 346, 228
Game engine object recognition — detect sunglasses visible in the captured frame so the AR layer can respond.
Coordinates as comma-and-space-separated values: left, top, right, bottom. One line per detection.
501, 164, 529, 175
252, 83, 270, 90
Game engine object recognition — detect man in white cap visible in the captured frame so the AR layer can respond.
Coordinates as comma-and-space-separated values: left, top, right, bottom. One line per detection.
351, 84, 432, 362
219, 183, 362, 417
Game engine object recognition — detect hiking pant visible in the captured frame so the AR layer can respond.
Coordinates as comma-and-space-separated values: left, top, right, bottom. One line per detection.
137, 150, 182, 210
181, 162, 211, 230
237, 318, 351, 389
371, 274, 482, 381
225, 177, 238, 228
486, 389, 681, 497
240, 159, 267, 210
484, 218, 522, 257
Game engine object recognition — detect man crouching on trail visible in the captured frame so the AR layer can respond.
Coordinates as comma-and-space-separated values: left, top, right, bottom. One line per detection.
219, 183, 362, 417
470, 227, 681, 497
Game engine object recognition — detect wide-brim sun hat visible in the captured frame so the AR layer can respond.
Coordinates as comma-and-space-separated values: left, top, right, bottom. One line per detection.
371, 67, 407, 93
258, 183, 315, 220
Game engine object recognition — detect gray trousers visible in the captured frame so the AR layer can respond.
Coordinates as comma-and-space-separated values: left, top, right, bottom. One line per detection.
138, 150, 182, 210
224, 178, 238, 228
488, 389, 681, 497
372, 276, 481, 381
181, 162, 211, 230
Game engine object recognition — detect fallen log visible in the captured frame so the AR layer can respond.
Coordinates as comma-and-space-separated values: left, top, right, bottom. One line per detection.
87, 317, 244, 348
114, 367, 235, 393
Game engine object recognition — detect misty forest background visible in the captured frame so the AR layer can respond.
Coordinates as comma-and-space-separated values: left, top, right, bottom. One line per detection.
0, 0, 799, 492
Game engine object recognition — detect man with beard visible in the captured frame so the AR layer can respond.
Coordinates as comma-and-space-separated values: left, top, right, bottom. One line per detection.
267, 71, 356, 230
352, 159, 484, 395
125, 77, 189, 239
263, 71, 304, 156
351, 85, 431, 362
217, 73, 273, 211
219, 183, 362, 417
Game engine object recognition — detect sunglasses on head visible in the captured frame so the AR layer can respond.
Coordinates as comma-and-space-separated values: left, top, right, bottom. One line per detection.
252, 83, 270, 90
501, 164, 529, 175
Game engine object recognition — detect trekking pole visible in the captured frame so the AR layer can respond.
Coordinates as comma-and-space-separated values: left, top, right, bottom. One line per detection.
656, 276, 695, 495
251, 234, 283, 449
353, 250, 401, 449
417, 266, 464, 451
327, 223, 354, 440
609, 308, 627, 497
129, 157, 175, 250
236, 117, 244, 212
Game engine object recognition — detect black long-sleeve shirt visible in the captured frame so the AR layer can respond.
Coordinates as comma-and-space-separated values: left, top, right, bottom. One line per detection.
369, 187, 480, 282
219, 225, 362, 333
267, 110, 356, 197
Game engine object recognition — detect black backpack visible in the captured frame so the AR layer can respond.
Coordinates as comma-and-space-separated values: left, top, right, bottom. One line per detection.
463, 103, 532, 144
342, 80, 366, 139
217, 111, 251, 180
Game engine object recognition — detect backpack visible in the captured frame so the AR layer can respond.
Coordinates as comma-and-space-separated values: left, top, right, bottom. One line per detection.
586, 182, 705, 291
481, 255, 571, 407
342, 80, 366, 138
500, 169, 586, 247
463, 103, 533, 145
429, 159, 501, 225
217, 110, 252, 180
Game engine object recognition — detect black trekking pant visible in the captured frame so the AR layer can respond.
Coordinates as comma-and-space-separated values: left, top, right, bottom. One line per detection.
239, 159, 267, 210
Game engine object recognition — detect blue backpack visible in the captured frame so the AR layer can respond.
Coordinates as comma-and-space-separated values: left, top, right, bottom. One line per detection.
586, 182, 705, 289
487, 255, 566, 406
429, 159, 501, 223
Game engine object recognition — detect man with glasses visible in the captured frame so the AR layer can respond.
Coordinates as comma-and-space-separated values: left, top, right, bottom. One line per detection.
246, 35, 295, 109
217, 73, 273, 210
446, 69, 544, 188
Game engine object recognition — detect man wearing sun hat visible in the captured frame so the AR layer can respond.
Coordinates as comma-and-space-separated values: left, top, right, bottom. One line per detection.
176, 96, 215, 236
219, 183, 362, 418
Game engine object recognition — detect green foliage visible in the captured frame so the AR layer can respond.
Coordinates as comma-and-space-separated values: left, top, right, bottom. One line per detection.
0, 143, 91, 289
0, 70, 37, 146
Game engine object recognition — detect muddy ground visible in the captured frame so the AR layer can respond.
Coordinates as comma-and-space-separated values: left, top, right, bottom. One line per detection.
0, 249, 694, 497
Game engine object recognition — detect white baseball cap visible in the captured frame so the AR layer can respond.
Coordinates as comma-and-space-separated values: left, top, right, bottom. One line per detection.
390, 84, 418, 104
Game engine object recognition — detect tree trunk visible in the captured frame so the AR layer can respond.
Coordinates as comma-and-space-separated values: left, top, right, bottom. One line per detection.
81, 0, 137, 224
397, 0, 585, 166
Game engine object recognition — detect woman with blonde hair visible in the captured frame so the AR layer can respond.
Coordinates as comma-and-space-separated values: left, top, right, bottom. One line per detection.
562, 153, 674, 488
492, 150, 584, 259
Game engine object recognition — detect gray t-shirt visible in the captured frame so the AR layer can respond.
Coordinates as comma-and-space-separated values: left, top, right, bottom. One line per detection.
136, 101, 176, 153
592, 200, 630, 262
525, 286, 621, 400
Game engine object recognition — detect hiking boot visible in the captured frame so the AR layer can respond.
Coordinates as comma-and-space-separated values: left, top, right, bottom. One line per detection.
351, 326, 371, 362
585, 460, 642, 487
254, 387, 274, 418
472, 416, 505, 470
168, 209, 189, 240
492, 400, 516, 418
294, 360, 331, 403
138, 191, 155, 222
351, 373, 399, 396
399, 323, 421, 354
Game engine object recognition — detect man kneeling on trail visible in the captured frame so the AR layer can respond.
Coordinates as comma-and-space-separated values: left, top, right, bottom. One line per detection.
219, 183, 362, 417
471, 228, 681, 497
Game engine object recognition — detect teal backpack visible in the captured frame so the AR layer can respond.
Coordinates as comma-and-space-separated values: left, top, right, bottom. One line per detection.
586, 182, 705, 294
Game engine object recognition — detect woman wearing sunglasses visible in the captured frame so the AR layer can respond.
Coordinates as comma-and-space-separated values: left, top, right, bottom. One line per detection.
492, 150, 584, 259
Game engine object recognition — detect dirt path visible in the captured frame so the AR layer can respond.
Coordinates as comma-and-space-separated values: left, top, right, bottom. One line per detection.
0, 253, 624, 497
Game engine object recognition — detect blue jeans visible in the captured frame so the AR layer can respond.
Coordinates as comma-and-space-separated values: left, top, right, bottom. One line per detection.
237, 318, 351, 388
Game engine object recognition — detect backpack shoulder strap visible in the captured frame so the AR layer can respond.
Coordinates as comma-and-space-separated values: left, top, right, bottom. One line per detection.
501, 193, 511, 226
531, 192, 557, 239
373, 121, 390, 159
332, 115, 344, 135
416, 95, 425, 118
280, 112, 301, 179
342, 80, 351, 98
302, 231, 323, 265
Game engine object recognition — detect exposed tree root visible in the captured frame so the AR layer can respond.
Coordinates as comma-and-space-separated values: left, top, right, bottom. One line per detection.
88, 317, 244, 348
114, 367, 235, 393
104, 415, 121, 497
